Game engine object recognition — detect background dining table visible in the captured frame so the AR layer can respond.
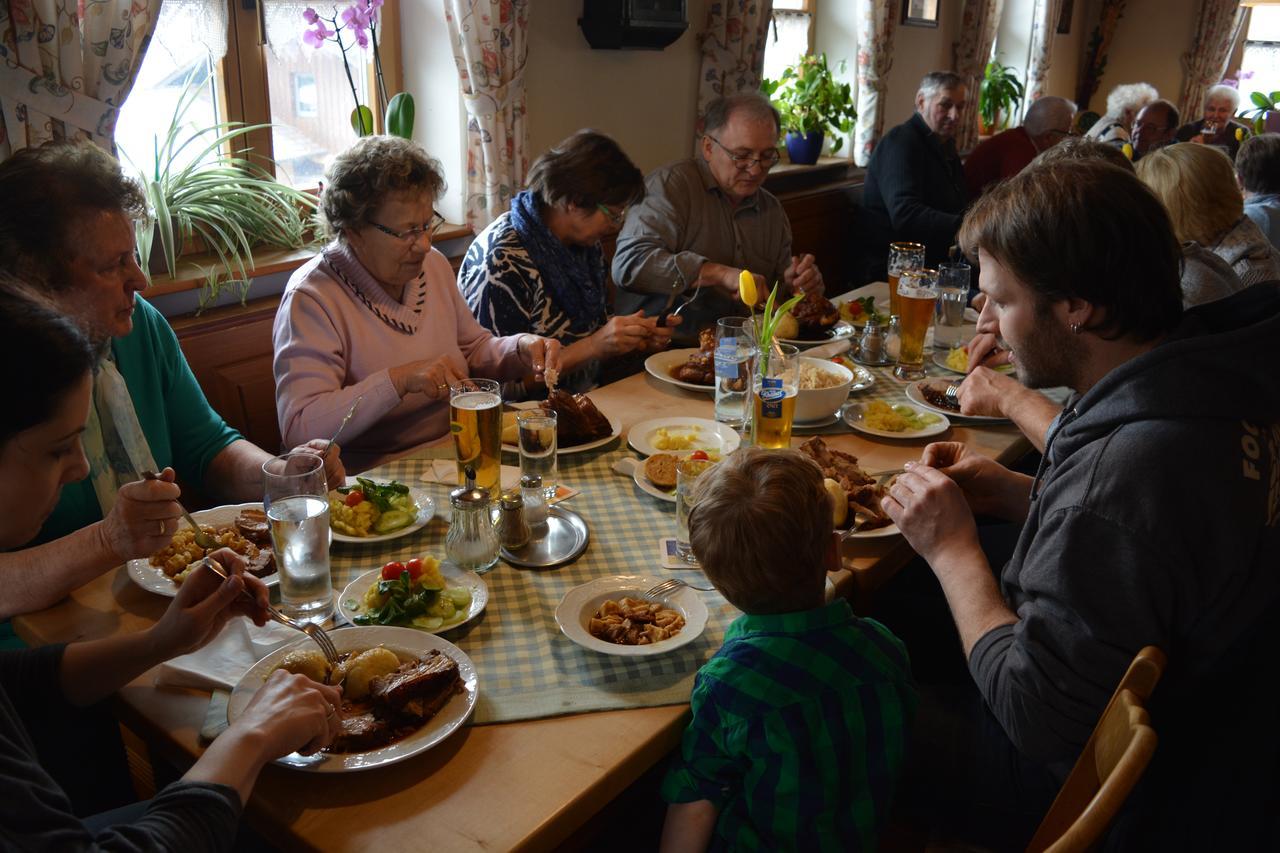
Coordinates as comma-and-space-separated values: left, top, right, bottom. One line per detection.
13, 283, 1050, 851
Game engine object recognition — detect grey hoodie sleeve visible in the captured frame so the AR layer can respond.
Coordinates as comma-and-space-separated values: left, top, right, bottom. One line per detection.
967, 505, 1176, 763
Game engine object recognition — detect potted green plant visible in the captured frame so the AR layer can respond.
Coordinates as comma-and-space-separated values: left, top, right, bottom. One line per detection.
978, 60, 1025, 136
1241, 91, 1280, 135
129, 78, 318, 309
762, 53, 857, 165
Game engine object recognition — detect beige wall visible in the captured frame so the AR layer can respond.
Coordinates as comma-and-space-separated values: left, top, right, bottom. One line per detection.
525, 0, 708, 173
1077, 0, 1199, 114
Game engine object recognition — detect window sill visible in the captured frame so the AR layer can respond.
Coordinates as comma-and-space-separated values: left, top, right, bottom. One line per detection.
764, 156, 861, 195
143, 222, 475, 296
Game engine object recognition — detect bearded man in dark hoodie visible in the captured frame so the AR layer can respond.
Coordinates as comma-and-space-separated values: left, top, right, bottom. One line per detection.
880, 159, 1280, 849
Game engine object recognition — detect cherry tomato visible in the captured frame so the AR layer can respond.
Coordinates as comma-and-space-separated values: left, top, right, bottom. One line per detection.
380, 561, 406, 581
344, 490, 364, 507
688, 450, 709, 461
848, 301, 864, 316
405, 558, 424, 580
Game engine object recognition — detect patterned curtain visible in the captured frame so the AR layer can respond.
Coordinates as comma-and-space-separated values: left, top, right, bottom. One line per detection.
953, 0, 1004, 152
1178, 0, 1246, 125
853, 0, 896, 167
0, 0, 161, 157
695, 0, 774, 137
444, 0, 530, 231
1025, 0, 1065, 110
1076, 0, 1127, 112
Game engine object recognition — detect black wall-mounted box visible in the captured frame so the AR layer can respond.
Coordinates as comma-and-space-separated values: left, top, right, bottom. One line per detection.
579, 0, 689, 50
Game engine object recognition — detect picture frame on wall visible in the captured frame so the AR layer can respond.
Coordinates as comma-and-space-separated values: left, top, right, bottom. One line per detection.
902, 0, 939, 28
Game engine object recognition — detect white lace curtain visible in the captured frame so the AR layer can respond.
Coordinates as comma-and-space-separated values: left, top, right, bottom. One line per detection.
0, 0, 164, 156
853, 0, 897, 167
1025, 0, 1065, 108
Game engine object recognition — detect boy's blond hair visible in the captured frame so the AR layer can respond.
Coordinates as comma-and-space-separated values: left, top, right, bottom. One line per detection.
688, 448, 829, 614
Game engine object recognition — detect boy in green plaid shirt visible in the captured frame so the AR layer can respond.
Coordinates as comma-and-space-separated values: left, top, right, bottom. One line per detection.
660, 448, 916, 852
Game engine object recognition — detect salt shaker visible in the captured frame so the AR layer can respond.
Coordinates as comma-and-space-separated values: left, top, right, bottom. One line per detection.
858, 320, 885, 365
884, 315, 903, 361
445, 466, 500, 573
520, 473, 548, 527
497, 490, 531, 550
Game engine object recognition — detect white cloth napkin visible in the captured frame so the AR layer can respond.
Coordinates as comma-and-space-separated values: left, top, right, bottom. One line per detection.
805, 338, 853, 359
421, 459, 521, 490
154, 619, 297, 692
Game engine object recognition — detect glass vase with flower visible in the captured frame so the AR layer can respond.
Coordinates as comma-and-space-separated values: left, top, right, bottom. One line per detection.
739, 272, 804, 449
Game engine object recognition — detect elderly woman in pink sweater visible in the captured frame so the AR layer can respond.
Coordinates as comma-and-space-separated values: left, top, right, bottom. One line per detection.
273, 137, 562, 473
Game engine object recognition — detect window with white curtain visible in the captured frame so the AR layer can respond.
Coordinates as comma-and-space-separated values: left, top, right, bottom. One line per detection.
1241, 7, 1280, 109
116, 0, 394, 189
763, 1, 814, 84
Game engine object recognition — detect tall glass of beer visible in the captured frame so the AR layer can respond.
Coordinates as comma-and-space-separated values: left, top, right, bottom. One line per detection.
894, 269, 939, 380
887, 242, 926, 318
450, 378, 502, 492
751, 343, 800, 449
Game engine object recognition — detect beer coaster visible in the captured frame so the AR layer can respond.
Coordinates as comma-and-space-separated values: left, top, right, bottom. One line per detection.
548, 485, 579, 504
659, 538, 701, 569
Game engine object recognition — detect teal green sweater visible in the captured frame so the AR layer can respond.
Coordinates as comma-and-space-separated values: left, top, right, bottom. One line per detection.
36, 299, 241, 543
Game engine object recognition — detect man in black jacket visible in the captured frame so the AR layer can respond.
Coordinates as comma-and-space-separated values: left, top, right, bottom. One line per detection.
861, 71, 969, 277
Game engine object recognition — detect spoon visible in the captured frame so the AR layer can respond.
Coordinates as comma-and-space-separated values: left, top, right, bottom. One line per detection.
139, 470, 217, 551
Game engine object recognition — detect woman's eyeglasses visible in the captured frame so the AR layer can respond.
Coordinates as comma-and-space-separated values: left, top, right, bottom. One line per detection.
369, 212, 446, 242
705, 135, 781, 171
596, 203, 628, 225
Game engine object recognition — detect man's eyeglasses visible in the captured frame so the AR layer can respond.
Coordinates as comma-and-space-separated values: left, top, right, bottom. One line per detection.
705, 135, 781, 171
369, 212, 446, 242
596, 203, 628, 225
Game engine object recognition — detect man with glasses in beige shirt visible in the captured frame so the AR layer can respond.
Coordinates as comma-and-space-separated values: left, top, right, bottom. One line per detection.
612, 92, 823, 345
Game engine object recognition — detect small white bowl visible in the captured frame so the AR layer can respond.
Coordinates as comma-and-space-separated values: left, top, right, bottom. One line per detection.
794, 357, 855, 424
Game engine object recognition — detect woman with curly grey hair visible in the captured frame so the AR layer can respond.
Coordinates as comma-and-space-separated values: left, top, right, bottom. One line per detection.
273, 136, 562, 472
1084, 81, 1158, 147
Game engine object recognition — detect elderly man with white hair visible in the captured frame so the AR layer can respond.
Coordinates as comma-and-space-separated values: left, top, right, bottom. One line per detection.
1175, 83, 1250, 159
861, 71, 969, 272
964, 95, 1077, 196
1084, 81, 1158, 146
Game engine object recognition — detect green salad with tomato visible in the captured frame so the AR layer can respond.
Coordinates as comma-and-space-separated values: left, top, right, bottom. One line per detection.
329, 478, 418, 537
353, 556, 473, 631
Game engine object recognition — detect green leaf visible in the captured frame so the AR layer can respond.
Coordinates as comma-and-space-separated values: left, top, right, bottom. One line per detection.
387, 92, 415, 139
1252, 91, 1272, 109
351, 104, 375, 136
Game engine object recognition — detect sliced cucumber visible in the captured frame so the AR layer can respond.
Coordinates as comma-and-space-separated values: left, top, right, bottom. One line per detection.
373, 510, 413, 533
412, 615, 444, 630
447, 588, 472, 608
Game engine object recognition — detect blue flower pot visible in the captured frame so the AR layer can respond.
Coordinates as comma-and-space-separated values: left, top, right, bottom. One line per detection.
784, 130, 824, 165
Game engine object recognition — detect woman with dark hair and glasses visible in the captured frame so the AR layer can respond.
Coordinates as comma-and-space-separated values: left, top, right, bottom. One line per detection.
273, 136, 563, 472
459, 130, 674, 397
0, 281, 340, 849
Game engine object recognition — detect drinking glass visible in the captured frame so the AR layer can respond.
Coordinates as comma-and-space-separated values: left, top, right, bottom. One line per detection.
450, 378, 502, 492
934, 262, 971, 353
517, 409, 557, 499
713, 317, 755, 429
894, 268, 939, 380
262, 452, 333, 624
675, 456, 715, 563
751, 343, 800, 450
887, 241, 926, 318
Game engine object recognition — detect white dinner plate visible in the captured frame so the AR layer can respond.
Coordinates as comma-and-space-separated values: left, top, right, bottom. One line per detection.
627, 417, 742, 458
555, 575, 710, 657
615, 457, 676, 503
842, 520, 902, 539
500, 400, 622, 455
931, 347, 1015, 376
127, 502, 279, 598
778, 320, 856, 349
338, 564, 489, 633
905, 381, 1011, 425
330, 477, 436, 544
643, 349, 716, 394
841, 401, 951, 439
228, 626, 477, 772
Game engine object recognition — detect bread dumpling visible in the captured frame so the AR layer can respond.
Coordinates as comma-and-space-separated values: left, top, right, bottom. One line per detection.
274, 649, 330, 684
344, 647, 402, 700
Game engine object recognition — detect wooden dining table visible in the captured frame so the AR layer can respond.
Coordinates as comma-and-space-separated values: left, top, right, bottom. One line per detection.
13, 287, 1039, 852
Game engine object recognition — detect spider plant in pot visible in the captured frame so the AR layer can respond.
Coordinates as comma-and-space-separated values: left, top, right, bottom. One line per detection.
762, 53, 857, 165
979, 60, 1025, 136
129, 77, 318, 309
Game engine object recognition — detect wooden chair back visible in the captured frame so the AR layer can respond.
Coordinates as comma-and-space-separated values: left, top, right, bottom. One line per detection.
1025, 646, 1166, 853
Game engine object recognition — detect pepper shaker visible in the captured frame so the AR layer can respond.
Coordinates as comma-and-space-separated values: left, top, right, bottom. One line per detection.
497, 490, 531, 550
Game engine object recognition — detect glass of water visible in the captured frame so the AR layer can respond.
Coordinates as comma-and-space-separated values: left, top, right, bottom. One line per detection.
714, 317, 755, 429
262, 452, 333, 624
675, 456, 715, 563
516, 409, 558, 499
935, 262, 971, 353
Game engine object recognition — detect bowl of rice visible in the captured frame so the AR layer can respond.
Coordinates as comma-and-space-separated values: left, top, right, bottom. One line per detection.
794, 357, 855, 423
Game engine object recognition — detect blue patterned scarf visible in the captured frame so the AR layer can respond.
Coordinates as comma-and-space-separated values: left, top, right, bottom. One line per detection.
508, 190, 605, 334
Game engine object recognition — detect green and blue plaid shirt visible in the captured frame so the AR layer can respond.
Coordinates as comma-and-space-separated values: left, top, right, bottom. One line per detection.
661, 599, 916, 851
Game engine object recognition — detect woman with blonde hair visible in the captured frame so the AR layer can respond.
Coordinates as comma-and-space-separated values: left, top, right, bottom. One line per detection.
1136, 143, 1280, 302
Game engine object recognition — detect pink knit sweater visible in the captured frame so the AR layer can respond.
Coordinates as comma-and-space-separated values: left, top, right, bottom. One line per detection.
273, 243, 525, 473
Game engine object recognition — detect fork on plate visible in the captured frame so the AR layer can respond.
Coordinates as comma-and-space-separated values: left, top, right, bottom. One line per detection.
645, 577, 716, 601
140, 470, 217, 551
199, 557, 340, 664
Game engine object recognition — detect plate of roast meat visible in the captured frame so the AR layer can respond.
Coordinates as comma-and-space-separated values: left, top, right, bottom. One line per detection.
128, 502, 280, 597
502, 390, 621, 454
